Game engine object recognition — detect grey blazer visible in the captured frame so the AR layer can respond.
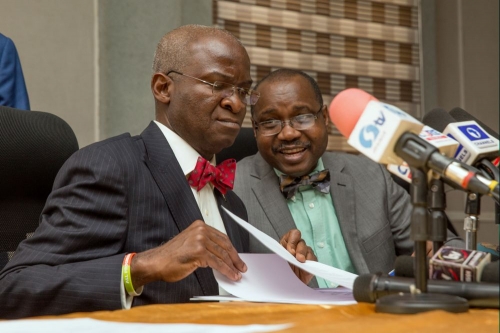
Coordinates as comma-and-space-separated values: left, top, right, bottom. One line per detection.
233, 152, 414, 276
0, 122, 249, 319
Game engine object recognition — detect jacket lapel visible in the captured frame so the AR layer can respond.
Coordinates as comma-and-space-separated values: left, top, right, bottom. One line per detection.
139, 122, 217, 295
323, 153, 369, 274
251, 153, 298, 239
216, 191, 249, 253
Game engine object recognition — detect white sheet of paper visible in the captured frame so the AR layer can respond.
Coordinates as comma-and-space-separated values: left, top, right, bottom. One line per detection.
222, 207, 358, 289
206, 253, 355, 305
0, 318, 292, 333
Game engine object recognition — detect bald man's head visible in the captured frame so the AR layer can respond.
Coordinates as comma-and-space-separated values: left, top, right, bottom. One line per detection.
152, 25, 244, 74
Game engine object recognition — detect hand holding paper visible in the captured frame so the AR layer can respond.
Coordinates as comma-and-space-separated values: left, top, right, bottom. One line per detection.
279, 229, 317, 284
222, 207, 358, 289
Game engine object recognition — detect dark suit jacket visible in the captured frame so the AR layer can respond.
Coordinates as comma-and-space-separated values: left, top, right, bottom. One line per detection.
0, 34, 30, 110
0, 122, 249, 319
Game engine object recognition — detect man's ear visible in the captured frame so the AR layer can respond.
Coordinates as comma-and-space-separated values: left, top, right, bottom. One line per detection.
151, 73, 172, 104
322, 105, 329, 126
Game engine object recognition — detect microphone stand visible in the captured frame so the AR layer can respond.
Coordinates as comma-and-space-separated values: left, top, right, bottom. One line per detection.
375, 135, 469, 314
463, 192, 481, 250
428, 176, 447, 252
410, 167, 430, 293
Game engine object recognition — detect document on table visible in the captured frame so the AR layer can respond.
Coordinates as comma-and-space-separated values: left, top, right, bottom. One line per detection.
193, 253, 356, 305
0, 318, 292, 333
191, 208, 358, 305
222, 207, 358, 289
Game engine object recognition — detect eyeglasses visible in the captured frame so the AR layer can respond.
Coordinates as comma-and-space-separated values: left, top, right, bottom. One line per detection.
253, 106, 325, 136
166, 70, 260, 106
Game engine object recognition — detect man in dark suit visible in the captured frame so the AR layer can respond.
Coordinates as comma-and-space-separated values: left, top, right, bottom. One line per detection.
0, 26, 314, 319
233, 69, 464, 288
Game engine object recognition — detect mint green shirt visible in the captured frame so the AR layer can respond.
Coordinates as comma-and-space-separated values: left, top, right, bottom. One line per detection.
275, 158, 356, 288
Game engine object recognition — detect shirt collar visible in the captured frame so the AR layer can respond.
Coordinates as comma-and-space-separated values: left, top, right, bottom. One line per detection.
154, 120, 216, 176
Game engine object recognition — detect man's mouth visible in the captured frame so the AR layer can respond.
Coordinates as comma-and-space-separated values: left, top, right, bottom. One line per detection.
279, 146, 307, 155
217, 119, 241, 129
273, 142, 311, 155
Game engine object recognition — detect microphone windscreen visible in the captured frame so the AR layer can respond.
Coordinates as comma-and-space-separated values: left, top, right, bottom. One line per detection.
352, 274, 377, 303
328, 88, 378, 137
422, 108, 456, 132
449, 107, 499, 139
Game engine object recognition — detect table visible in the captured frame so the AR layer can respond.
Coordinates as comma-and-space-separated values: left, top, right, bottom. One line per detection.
36, 302, 499, 333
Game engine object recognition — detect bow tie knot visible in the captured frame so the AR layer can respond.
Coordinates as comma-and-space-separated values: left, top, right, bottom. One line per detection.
279, 169, 330, 200
188, 157, 236, 195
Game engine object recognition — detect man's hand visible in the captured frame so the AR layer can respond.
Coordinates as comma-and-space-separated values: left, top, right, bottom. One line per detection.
279, 229, 317, 285
130, 220, 247, 289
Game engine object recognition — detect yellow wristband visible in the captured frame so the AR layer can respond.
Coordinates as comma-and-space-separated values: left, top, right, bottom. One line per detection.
122, 253, 140, 296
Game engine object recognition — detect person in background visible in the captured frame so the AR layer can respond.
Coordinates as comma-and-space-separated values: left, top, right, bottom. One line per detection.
233, 68, 463, 288
0, 33, 30, 110
0, 26, 314, 319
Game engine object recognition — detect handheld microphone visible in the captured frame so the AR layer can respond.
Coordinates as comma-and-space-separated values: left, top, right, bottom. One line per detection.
449, 107, 499, 140
328, 89, 499, 200
424, 108, 500, 228
387, 121, 459, 184
353, 272, 499, 308
329, 88, 423, 165
423, 108, 499, 166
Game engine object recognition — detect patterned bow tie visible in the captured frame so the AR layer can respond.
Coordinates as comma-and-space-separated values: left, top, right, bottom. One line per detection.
187, 157, 236, 195
279, 169, 330, 200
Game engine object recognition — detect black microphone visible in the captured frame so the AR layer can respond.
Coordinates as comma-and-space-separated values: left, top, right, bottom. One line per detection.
449, 107, 499, 140
394, 255, 499, 283
448, 109, 500, 228
424, 108, 500, 227
353, 273, 499, 308
423, 108, 498, 170
422, 108, 457, 133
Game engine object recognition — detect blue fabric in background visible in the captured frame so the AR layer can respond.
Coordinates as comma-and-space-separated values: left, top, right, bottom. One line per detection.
0, 33, 30, 110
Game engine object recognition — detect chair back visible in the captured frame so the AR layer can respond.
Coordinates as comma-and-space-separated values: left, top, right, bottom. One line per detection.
0, 106, 78, 268
216, 127, 258, 163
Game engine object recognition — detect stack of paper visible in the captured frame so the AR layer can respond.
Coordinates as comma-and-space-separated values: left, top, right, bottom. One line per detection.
192, 208, 358, 305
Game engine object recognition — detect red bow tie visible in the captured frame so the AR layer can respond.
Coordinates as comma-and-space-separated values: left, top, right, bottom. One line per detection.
187, 157, 236, 195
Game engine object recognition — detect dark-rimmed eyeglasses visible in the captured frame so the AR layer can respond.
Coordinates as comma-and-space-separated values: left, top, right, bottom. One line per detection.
253, 105, 325, 136
166, 70, 260, 106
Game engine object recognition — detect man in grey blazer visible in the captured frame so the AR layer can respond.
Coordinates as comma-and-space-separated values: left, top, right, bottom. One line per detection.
233, 69, 463, 288
0, 27, 313, 319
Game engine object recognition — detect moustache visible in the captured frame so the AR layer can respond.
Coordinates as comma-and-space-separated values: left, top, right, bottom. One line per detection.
272, 141, 311, 153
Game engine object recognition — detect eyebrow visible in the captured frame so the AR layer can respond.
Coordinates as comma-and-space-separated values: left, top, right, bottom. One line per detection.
207, 71, 253, 87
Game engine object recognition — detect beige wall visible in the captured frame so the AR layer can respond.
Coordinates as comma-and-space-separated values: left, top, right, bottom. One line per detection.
0, 0, 212, 148
433, 0, 499, 244
0, 0, 97, 147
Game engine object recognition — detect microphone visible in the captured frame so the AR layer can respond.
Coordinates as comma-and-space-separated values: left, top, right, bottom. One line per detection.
353, 273, 499, 308
424, 108, 500, 231
387, 121, 459, 184
422, 108, 498, 166
328, 89, 499, 200
329, 88, 423, 165
394, 255, 499, 283
449, 107, 499, 140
